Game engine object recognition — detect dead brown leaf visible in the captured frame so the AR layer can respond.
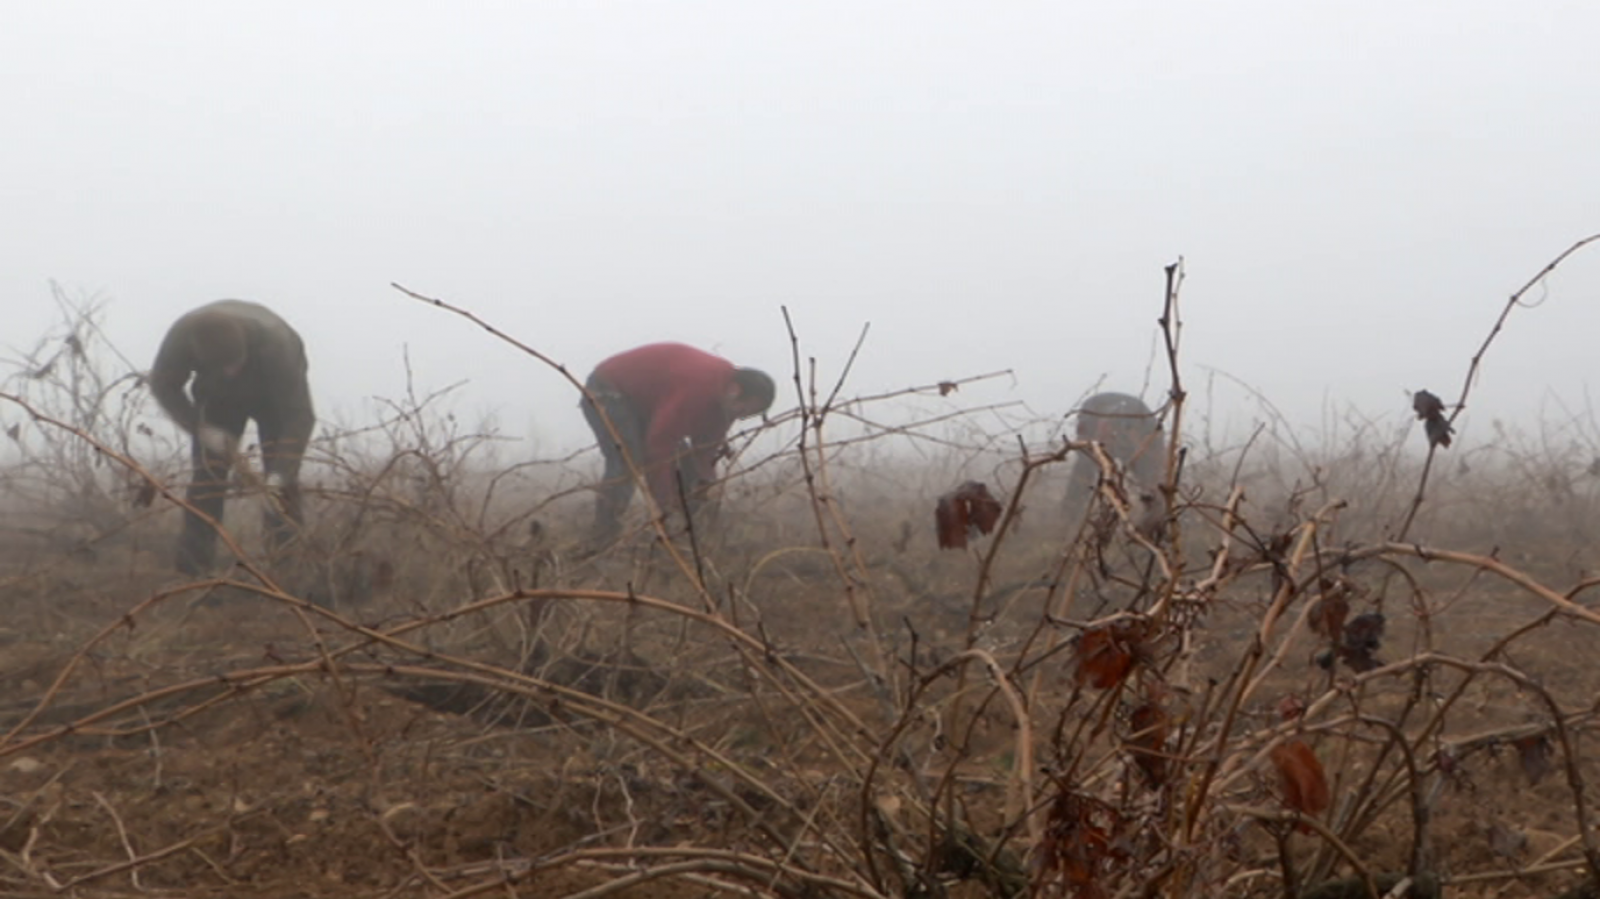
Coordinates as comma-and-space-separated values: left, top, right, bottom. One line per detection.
1031, 791, 1126, 898
1270, 739, 1330, 823
1309, 586, 1349, 641
1412, 389, 1453, 448
934, 480, 1003, 550
1074, 620, 1150, 690
1126, 702, 1170, 787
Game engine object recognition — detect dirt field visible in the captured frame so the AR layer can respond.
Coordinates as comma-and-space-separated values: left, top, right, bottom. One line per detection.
5, 316, 1600, 899
4, 436, 1600, 899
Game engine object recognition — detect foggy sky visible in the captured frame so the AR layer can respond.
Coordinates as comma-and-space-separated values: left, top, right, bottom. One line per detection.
5, 2, 1599, 460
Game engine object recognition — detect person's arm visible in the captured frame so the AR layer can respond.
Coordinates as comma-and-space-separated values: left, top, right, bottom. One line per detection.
148, 326, 199, 434
686, 431, 726, 496
642, 394, 701, 511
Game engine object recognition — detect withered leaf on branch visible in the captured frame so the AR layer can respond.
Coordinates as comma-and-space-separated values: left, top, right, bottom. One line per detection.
1076, 629, 1133, 689
1424, 416, 1454, 449
1126, 702, 1170, 788
1412, 389, 1446, 419
934, 480, 1003, 549
1309, 586, 1350, 641
1270, 739, 1331, 821
1343, 612, 1385, 659
1032, 791, 1127, 896
1320, 611, 1386, 673
1412, 389, 1454, 448
1073, 619, 1151, 690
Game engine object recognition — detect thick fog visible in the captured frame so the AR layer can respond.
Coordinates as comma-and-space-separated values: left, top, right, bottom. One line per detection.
4, 2, 1599, 458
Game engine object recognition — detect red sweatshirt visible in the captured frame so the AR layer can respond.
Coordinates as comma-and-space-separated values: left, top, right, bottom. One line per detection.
593, 343, 737, 507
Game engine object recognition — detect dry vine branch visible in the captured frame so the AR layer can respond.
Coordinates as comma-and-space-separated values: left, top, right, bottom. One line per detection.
1395, 232, 1600, 540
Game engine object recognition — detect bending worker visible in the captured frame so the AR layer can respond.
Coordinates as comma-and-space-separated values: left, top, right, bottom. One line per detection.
149, 300, 315, 574
580, 342, 775, 544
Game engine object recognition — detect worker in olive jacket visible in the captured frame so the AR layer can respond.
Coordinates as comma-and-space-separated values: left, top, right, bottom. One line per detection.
149, 300, 315, 574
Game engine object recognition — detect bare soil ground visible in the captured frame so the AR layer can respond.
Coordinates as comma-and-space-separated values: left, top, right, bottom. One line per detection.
4, 458, 1600, 899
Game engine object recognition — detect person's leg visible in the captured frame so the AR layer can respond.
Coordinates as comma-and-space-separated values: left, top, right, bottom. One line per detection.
177, 399, 248, 575
581, 374, 647, 543
256, 403, 314, 551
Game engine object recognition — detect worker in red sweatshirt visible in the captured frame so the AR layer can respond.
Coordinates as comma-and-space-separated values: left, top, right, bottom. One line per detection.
580, 342, 776, 543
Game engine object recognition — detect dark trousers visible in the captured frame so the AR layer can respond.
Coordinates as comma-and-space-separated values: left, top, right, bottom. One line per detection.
580, 374, 649, 542
177, 390, 315, 574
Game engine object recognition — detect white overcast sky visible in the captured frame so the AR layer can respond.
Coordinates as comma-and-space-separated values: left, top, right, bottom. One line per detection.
4, 2, 1598, 458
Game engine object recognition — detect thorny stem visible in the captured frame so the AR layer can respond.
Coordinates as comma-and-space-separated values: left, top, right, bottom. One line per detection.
1156, 257, 1189, 600
779, 307, 890, 690
1394, 233, 1600, 541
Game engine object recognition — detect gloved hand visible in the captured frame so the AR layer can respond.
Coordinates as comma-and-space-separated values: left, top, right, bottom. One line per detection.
196, 425, 238, 459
